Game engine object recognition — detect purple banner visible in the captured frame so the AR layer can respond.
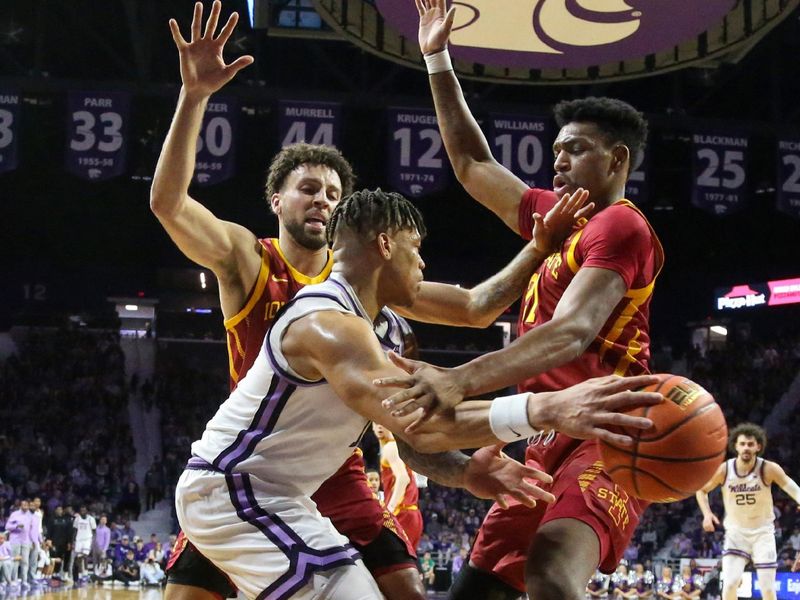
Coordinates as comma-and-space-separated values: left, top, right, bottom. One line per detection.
488, 114, 551, 189
278, 101, 340, 148
65, 91, 130, 181
193, 96, 239, 187
777, 139, 800, 219
626, 148, 649, 205
0, 90, 20, 174
691, 132, 748, 215
386, 107, 448, 198
375, 0, 735, 70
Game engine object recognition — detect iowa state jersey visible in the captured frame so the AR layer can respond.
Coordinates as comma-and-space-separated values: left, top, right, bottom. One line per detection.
379, 439, 419, 514
516, 188, 664, 394
722, 458, 774, 530
224, 238, 332, 388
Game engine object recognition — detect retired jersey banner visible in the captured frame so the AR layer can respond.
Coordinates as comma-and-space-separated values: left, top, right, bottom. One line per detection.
0, 90, 20, 174
691, 131, 748, 215
626, 148, 649, 205
488, 114, 551, 189
777, 139, 800, 219
386, 107, 448, 198
65, 91, 130, 181
278, 101, 341, 149
193, 96, 239, 186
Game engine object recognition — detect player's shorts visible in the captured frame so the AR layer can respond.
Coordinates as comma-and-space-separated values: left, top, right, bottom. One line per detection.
73, 539, 91, 556
165, 531, 237, 599
723, 524, 778, 569
176, 463, 382, 600
470, 439, 647, 592
395, 508, 423, 552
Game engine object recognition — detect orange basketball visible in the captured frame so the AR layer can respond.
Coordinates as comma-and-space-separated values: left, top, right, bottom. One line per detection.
599, 373, 728, 503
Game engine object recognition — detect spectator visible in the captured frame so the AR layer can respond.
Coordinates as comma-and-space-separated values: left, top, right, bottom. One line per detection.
114, 536, 132, 566
420, 551, 435, 589
117, 481, 141, 520
0, 532, 17, 591
140, 556, 165, 587
92, 515, 111, 571
144, 459, 164, 511
451, 547, 467, 581
92, 558, 114, 585
142, 533, 158, 556
35, 539, 59, 581
47, 506, 71, 577
6, 498, 32, 588
114, 549, 140, 587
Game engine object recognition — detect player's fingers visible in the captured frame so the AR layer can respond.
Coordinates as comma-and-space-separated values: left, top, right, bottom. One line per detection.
204, 0, 222, 39
494, 494, 509, 510
415, 0, 424, 16
384, 392, 425, 414
594, 427, 635, 447
191, 2, 203, 42
605, 374, 661, 392
563, 188, 584, 213
515, 482, 555, 505
226, 55, 254, 75
519, 466, 553, 485
600, 411, 654, 432
374, 375, 415, 390
443, 6, 456, 31
386, 350, 423, 373
216, 12, 239, 44
404, 405, 435, 434
575, 201, 595, 219
169, 19, 187, 47
605, 390, 663, 411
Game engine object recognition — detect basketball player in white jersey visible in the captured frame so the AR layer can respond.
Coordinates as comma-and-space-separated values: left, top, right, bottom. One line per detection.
176, 188, 664, 600
69, 506, 96, 581
696, 423, 800, 600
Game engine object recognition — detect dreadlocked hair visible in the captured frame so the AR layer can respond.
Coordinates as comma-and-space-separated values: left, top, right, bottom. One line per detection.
728, 422, 767, 455
326, 188, 426, 247
264, 143, 355, 200
553, 97, 648, 176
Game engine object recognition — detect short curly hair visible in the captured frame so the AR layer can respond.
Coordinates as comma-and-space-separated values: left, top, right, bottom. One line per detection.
553, 97, 648, 175
728, 422, 767, 455
326, 188, 426, 247
264, 143, 355, 200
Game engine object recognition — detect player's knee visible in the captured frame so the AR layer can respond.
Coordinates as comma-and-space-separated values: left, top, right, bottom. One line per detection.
526, 570, 585, 600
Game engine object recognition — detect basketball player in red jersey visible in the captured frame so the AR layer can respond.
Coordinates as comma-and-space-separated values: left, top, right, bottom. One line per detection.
152, 3, 602, 600
375, 2, 665, 598
373, 423, 424, 550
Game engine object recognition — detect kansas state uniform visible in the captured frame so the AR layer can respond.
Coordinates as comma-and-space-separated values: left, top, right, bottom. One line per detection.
721, 457, 777, 569
176, 274, 410, 600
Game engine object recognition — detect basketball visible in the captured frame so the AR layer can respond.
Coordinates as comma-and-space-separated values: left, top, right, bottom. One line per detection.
599, 374, 728, 503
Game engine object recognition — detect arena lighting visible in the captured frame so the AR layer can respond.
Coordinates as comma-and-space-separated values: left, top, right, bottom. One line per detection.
710, 325, 728, 336
200, 272, 207, 289
125, 304, 138, 311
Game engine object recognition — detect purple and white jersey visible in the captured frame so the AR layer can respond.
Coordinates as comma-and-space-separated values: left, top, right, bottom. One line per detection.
191, 273, 408, 496
722, 458, 774, 531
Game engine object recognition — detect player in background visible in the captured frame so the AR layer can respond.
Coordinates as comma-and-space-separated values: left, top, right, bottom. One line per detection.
373, 423, 424, 550
68, 506, 95, 583
696, 423, 800, 600
153, 3, 601, 599
365, 470, 382, 500
374, 2, 664, 598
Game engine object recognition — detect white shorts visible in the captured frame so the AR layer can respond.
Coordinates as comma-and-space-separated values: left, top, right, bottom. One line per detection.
723, 525, 777, 569
176, 466, 382, 600
73, 539, 92, 556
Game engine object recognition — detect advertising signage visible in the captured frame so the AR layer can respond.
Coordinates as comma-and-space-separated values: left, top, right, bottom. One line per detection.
715, 277, 800, 311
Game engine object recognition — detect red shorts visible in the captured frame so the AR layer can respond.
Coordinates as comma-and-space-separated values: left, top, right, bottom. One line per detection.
395, 508, 423, 552
470, 439, 648, 592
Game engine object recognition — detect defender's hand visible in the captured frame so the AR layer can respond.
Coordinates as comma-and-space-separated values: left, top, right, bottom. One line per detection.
169, 1, 253, 98
416, 0, 456, 56
532, 188, 593, 255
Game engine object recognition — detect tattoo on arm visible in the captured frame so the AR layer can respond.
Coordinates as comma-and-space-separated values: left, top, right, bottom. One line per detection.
396, 438, 468, 488
471, 247, 544, 316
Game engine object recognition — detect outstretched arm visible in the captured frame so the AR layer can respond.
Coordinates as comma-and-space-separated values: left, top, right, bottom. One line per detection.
695, 462, 726, 532
417, 0, 529, 232
398, 189, 591, 327
381, 440, 412, 514
150, 2, 258, 305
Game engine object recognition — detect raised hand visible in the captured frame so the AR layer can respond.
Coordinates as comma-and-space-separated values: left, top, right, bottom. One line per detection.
528, 374, 663, 447
169, 1, 254, 99
416, 0, 456, 55
463, 443, 555, 509
531, 188, 593, 255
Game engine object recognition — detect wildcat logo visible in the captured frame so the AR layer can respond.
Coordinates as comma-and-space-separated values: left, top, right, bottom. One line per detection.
450, 0, 641, 54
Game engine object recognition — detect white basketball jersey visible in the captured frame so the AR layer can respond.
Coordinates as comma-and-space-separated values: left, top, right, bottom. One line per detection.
73, 514, 96, 542
722, 457, 774, 530
191, 273, 409, 496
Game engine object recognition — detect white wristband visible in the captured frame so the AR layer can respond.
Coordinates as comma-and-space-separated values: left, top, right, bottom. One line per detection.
489, 393, 541, 443
424, 49, 453, 75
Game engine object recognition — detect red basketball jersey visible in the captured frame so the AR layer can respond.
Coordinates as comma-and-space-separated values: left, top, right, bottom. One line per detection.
379, 440, 420, 515
517, 189, 664, 471
224, 238, 332, 388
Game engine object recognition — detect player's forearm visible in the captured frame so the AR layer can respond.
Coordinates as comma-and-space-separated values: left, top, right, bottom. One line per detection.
429, 71, 494, 181
695, 491, 713, 518
406, 400, 501, 452
150, 88, 208, 216
453, 317, 590, 396
781, 477, 800, 504
395, 438, 469, 488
